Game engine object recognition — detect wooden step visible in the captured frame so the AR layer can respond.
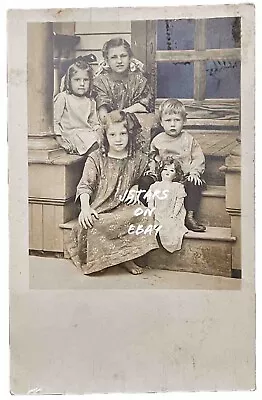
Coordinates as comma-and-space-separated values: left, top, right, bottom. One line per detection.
60, 220, 236, 278
60, 186, 230, 229
204, 155, 226, 186
198, 185, 230, 228
191, 130, 239, 186
60, 220, 77, 230
144, 227, 236, 278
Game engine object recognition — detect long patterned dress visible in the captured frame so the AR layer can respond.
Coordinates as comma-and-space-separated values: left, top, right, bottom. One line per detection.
66, 150, 159, 274
93, 70, 152, 112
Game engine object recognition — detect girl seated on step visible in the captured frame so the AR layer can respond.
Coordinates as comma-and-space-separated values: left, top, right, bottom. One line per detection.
93, 37, 152, 124
66, 110, 159, 276
54, 56, 103, 156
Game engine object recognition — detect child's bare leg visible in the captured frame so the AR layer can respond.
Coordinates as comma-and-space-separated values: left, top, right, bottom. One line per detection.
122, 260, 144, 275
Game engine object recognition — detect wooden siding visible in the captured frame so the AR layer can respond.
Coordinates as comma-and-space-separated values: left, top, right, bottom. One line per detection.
53, 22, 75, 35
75, 21, 131, 34
29, 201, 77, 252
74, 21, 131, 72
75, 33, 131, 51
28, 156, 85, 252
29, 203, 43, 250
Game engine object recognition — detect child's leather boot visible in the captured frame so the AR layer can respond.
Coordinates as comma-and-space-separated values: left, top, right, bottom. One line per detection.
186, 211, 206, 232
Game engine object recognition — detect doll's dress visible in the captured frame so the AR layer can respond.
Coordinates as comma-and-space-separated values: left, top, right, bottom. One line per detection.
150, 181, 188, 253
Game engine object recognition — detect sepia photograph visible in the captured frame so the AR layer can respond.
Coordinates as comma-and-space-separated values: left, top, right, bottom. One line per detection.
27, 17, 241, 289
8, 3, 255, 394
28, 16, 242, 288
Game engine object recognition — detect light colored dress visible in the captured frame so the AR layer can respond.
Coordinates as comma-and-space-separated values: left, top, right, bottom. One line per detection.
149, 181, 188, 253
54, 92, 102, 155
66, 150, 159, 274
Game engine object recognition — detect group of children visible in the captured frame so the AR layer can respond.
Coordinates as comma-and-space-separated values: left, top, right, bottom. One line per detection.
54, 37, 206, 276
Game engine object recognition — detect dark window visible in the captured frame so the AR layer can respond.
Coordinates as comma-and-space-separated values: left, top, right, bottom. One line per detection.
157, 62, 194, 98
206, 18, 240, 49
206, 60, 241, 98
156, 18, 241, 100
157, 19, 195, 50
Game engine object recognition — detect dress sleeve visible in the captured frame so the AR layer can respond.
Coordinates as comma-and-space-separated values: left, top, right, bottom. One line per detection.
132, 74, 152, 111
177, 183, 187, 199
131, 153, 148, 184
53, 93, 66, 136
88, 98, 104, 140
138, 154, 148, 179
75, 154, 99, 201
93, 75, 113, 111
189, 137, 205, 175
150, 137, 162, 162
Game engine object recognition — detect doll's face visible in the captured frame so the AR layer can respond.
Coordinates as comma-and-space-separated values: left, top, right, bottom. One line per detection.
70, 69, 90, 96
161, 163, 177, 182
106, 46, 130, 74
106, 121, 129, 153
161, 112, 184, 137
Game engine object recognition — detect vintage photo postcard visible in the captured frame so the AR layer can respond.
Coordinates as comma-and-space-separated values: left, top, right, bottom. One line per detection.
8, 3, 255, 394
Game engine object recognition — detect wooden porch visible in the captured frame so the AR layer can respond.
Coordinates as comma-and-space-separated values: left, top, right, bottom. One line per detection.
28, 22, 241, 279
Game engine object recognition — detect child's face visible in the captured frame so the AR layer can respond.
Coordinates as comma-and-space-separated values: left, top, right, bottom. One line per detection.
71, 69, 90, 96
106, 46, 130, 74
161, 163, 177, 182
106, 121, 129, 153
161, 112, 184, 137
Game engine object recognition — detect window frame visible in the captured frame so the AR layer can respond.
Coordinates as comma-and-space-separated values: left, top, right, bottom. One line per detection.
155, 19, 241, 102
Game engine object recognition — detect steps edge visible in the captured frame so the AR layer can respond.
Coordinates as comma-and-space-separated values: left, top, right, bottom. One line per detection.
59, 221, 236, 242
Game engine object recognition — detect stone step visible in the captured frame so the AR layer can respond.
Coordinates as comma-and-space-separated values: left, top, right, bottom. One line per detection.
199, 185, 230, 228
60, 220, 236, 278
144, 227, 236, 278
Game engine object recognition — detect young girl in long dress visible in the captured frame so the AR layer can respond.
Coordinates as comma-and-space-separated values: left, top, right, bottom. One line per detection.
66, 111, 159, 275
54, 57, 103, 155
93, 38, 152, 124
148, 158, 188, 253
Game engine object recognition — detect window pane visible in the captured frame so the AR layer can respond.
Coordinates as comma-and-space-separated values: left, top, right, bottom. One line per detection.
206, 17, 241, 49
206, 60, 240, 98
157, 19, 195, 50
157, 62, 194, 98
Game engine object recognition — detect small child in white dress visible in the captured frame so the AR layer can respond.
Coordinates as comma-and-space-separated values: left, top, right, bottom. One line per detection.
54, 57, 103, 155
148, 157, 188, 253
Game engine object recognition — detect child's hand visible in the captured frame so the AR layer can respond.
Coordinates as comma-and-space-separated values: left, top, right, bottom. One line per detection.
187, 173, 202, 185
78, 207, 99, 229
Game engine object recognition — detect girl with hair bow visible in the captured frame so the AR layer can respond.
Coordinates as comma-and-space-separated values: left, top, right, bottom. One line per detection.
54, 56, 102, 155
93, 38, 153, 124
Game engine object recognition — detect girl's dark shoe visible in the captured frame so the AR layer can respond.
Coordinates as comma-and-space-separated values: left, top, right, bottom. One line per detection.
186, 211, 206, 232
